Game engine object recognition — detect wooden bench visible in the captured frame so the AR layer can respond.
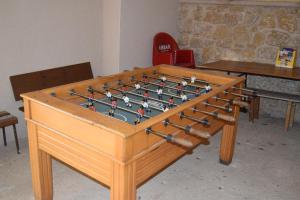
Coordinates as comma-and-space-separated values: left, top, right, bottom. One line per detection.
10, 62, 94, 111
244, 88, 300, 131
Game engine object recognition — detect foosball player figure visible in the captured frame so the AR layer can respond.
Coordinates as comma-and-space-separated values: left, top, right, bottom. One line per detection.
105, 89, 112, 99
176, 83, 183, 96
181, 80, 188, 88
122, 94, 132, 107
191, 76, 196, 84
135, 82, 141, 94
168, 96, 175, 108
87, 101, 96, 112
195, 87, 200, 97
160, 76, 167, 82
163, 105, 169, 112
122, 85, 128, 92
156, 86, 163, 100
142, 75, 149, 84
134, 106, 145, 125
205, 83, 212, 93
143, 90, 150, 99
142, 98, 151, 113
109, 97, 117, 116
180, 92, 188, 102
88, 90, 95, 101
159, 79, 166, 87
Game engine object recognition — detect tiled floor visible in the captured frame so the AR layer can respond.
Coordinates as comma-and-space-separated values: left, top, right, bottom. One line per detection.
1, 114, 299, 200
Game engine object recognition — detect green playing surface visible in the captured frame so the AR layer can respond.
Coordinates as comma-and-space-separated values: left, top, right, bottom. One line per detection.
81, 79, 207, 125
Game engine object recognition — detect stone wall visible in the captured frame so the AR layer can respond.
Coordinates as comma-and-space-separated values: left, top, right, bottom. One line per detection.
178, 3, 300, 122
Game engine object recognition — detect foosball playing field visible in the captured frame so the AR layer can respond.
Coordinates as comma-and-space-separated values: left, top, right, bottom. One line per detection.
74, 74, 210, 125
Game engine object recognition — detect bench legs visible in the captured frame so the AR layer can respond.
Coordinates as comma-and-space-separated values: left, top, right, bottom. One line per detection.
13, 125, 20, 154
285, 102, 296, 132
2, 128, 7, 146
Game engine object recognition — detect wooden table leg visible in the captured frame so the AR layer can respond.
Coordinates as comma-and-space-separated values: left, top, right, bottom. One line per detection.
285, 101, 293, 132
27, 122, 53, 200
111, 162, 136, 200
219, 105, 239, 165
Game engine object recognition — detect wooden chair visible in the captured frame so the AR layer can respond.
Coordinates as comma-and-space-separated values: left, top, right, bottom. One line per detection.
0, 111, 20, 154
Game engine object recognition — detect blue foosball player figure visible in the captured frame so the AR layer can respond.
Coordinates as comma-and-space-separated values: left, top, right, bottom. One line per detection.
205, 83, 212, 93
176, 83, 183, 96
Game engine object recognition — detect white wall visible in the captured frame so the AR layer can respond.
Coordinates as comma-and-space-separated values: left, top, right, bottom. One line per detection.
100, 0, 122, 75
119, 0, 179, 70
0, 0, 102, 141
0, 0, 180, 143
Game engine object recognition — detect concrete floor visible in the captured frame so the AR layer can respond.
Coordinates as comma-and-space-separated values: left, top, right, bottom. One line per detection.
0, 114, 300, 200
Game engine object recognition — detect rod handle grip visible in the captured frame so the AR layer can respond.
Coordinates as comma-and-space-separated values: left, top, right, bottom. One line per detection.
189, 128, 210, 139
171, 137, 193, 148
216, 113, 235, 123
233, 100, 248, 107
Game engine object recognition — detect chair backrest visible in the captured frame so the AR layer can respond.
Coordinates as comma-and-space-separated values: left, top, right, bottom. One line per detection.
153, 32, 179, 65
153, 32, 179, 53
10, 62, 93, 101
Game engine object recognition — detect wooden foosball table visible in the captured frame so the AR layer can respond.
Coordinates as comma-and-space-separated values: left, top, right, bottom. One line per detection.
22, 65, 247, 200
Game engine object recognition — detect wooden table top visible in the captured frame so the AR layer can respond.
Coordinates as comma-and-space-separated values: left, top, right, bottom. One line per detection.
200, 60, 300, 81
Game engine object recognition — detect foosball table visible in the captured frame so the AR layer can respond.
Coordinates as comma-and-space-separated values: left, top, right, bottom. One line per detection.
22, 65, 248, 200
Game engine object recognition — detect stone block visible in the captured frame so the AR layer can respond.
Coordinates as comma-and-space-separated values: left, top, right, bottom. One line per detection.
266, 31, 290, 46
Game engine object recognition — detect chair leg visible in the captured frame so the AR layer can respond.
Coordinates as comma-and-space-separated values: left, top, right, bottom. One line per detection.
2, 127, 7, 146
13, 125, 20, 154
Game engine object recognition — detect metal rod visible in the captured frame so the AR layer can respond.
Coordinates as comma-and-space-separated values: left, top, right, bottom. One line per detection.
156, 73, 250, 99
212, 96, 248, 108
109, 86, 178, 106
122, 83, 182, 100
147, 74, 205, 90
145, 128, 193, 148
139, 80, 199, 95
89, 87, 163, 112
192, 107, 235, 123
179, 112, 210, 126
69, 90, 151, 119
202, 102, 232, 112
163, 119, 210, 139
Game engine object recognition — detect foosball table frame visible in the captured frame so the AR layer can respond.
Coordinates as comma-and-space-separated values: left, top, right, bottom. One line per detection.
22, 65, 245, 200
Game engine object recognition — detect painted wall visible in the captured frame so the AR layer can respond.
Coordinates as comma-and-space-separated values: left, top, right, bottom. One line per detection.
119, 0, 179, 70
0, 0, 102, 141
100, 0, 122, 75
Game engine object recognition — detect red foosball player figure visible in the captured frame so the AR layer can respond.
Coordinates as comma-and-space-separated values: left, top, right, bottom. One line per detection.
176, 83, 183, 96
195, 87, 200, 97
122, 85, 128, 92
142, 75, 148, 84
88, 101, 96, 112
109, 98, 117, 117
168, 96, 174, 107
134, 106, 145, 125
88, 90, 95, 101
159, 80, 166, 87
143, 90, 150, 99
